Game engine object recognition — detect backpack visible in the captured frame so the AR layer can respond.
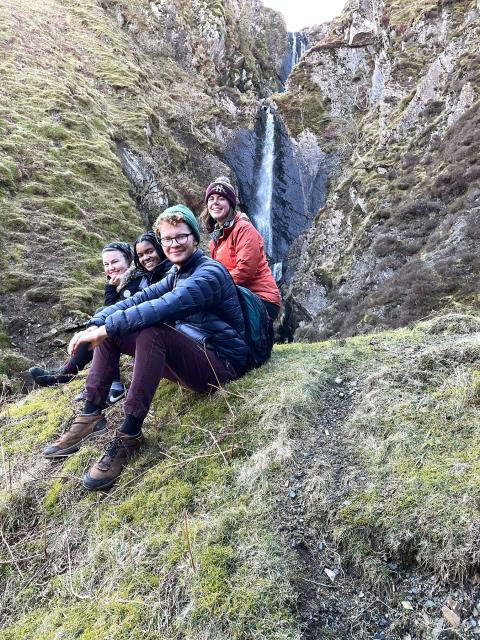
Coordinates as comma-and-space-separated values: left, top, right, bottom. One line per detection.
236, 285, 274, 370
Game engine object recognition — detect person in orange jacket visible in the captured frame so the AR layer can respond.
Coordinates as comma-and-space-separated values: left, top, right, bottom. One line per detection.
200, 176, 281, 319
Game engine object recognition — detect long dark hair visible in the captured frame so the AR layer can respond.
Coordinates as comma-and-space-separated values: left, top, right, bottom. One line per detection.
133, 231, 166, 270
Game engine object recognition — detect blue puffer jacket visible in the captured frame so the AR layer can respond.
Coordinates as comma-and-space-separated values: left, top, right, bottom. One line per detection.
88, 250, 248, 374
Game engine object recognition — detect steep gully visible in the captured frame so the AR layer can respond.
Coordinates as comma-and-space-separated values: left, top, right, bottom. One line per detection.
224, 32, 330, 285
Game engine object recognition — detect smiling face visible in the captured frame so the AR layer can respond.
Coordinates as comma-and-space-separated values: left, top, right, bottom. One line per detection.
207, 193, 231, 225
135, 240, 161, 272
158, 220, 197, 266
102, 250, 129, 280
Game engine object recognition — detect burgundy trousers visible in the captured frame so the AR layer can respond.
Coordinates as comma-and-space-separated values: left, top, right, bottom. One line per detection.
85, 325, 239, 420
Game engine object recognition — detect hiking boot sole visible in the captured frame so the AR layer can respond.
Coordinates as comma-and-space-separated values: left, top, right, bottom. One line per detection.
82, 473, 117, 491
43, 422, 108, 459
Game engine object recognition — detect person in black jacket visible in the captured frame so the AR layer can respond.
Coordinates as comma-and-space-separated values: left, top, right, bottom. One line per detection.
133, 231, 171, 288
29, 238, 168, 403
43, 205, 248, 491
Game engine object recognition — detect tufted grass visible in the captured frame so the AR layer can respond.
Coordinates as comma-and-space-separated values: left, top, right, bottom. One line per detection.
0, 317, 480, 635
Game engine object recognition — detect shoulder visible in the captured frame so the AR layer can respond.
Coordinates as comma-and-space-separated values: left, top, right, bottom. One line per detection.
232, 216, 260, 238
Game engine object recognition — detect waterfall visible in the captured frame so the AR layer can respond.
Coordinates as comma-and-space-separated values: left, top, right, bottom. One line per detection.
290, 32, 306, 69
291, 32, 298, 68
254, 107, 275, 258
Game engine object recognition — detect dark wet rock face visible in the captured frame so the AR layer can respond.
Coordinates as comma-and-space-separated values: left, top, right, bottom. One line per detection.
225, 107, 330, 265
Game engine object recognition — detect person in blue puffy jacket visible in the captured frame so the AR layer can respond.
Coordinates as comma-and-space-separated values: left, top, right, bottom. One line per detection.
43, 205, 248, 491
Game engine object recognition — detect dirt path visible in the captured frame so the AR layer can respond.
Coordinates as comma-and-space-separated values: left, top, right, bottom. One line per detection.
275, 376, 480, 639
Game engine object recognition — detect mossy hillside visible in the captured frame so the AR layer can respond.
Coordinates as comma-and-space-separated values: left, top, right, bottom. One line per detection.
0, 0, 149, 349
1, 318, 480, 636
302, 315, 480, 590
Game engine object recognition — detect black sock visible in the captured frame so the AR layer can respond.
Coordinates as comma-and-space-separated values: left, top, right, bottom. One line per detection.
119, 414, 143, 436
83, 400, 101, 415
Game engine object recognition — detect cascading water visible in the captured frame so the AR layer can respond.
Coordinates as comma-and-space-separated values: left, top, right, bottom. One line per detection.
291, 32, 298, 68
254, 107, 275, 258
290, 32, 307, 70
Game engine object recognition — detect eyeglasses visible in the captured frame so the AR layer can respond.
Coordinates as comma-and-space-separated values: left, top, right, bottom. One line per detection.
159, 233, 192, 247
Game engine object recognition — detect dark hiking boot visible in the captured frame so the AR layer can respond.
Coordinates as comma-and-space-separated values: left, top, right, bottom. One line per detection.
43, 412, 107, 458
83, 430, 144, 491
29, 366, 73, 388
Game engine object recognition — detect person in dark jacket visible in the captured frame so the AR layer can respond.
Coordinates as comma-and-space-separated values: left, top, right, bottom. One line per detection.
133, 230, 171, 288
30, 236, 171, 403
43, 205, 248, 492
29, 242, 142, 404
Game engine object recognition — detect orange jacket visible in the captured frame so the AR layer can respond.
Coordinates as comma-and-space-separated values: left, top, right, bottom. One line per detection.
209, 213, 281, 306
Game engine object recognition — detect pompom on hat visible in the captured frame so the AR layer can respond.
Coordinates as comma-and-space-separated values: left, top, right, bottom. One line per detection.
204, 177, 237, 210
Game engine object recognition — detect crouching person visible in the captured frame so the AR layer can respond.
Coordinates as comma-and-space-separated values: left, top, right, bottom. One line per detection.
43, 205, 249, 490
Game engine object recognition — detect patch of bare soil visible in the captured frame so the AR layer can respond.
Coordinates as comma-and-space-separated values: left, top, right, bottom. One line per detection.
275, 378, 480, 639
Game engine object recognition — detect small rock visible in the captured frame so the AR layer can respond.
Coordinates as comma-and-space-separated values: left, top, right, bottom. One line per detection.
285, 480, 290, 487
442, 605, 461, 628
288, 490, 297, 499
51, 339, 67, 347
446, 597, 461, 614
424, 600, 435, 609
324, 568, 336, 582
402, 600, 414, 610
324, 428, 330, 436
334, 377, 343, 385
338, 392, 345, 398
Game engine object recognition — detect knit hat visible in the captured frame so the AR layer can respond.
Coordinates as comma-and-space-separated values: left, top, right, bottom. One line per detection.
205, 177, 237, 210
102, 241, 133, 264
155, 204, 201, 243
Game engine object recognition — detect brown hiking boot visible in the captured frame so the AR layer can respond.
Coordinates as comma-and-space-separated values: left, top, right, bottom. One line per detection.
43, 412, 107, 458
82, 430, 144, 491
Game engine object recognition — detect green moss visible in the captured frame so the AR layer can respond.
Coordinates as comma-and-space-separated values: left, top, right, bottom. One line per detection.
192, 545, 236, 616
0, 350, 29, 377
274, 78, 326, 138
0, 158, 20, 191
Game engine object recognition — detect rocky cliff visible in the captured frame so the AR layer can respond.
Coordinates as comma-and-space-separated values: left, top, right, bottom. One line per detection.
0, 0, 288, 389
277, 0, 480, 340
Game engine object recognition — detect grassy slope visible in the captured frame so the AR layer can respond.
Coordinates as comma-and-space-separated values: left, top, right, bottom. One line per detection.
0, 315, 479, 638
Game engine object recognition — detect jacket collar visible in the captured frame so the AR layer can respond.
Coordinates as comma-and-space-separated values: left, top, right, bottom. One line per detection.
173, 248, 206, 276
210, 212, 239, 244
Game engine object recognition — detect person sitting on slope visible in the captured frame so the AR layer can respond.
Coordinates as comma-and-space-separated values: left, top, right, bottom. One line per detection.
43, 205, 248, 492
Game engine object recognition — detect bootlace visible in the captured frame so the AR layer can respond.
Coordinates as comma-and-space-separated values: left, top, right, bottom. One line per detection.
101, 437, 123, 461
